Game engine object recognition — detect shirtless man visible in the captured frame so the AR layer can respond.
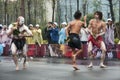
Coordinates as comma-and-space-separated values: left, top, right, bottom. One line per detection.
87, 11, 106, 68
66, 10, 86, 70
7, 16, 33, 70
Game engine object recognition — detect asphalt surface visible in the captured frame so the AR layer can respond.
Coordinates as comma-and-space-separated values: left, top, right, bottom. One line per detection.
0, 57, 120, 80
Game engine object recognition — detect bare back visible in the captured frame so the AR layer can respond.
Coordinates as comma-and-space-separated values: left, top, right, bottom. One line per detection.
68, 20, 84, 34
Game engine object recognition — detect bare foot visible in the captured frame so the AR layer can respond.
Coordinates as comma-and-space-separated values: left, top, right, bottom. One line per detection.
88, 64, 93, 68
73, 65, 79, 71
16, 66, 19, 71
100, 64, 107, 68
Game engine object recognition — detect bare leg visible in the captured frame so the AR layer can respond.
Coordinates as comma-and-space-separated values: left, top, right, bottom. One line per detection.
11, 43, 19, 70
12, 54, 19, 70
88, 52, 94, 68
88, 42, 93, 68
72, 48, 82, 71
23, 44, 28, 69
100, 41, 107, 68
72, 48, 76, 64
23, 55, 27, 69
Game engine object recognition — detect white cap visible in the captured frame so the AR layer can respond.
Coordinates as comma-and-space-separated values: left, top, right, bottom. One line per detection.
35, 24, 39, 27
61, 22, 67, 25
54, 22, 58, 26
107, 18, 112, 22
29, 24, 33, 27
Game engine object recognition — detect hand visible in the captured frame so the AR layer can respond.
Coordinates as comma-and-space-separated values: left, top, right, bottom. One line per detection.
91, 32, 97, 39
96, 34, 99, 38
18, 33, 24, 37
66, 36, 70, 42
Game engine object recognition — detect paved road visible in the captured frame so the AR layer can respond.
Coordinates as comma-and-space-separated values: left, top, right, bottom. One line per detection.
0, 57, 120, 80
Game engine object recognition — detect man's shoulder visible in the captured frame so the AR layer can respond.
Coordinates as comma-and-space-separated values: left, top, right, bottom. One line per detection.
79, 20, 84, 24
68, 21, 73, 24
100, 20, 106, 25
101, 21, 106, 27
101, 20, 106, 23
22, 24, 28, 29
23, 24, 28, 27
70, 20, 82, 24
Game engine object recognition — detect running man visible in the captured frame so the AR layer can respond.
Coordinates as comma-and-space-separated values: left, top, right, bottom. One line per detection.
66, 10, 86, 70
7, 16, 33, 70
87, 11, 107, 68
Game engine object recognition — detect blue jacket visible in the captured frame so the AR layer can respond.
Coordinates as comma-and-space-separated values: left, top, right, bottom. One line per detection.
50, 27, 59, 43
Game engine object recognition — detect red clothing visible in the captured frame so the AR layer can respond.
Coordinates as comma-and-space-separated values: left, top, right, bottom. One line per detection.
88, 35, 103, 48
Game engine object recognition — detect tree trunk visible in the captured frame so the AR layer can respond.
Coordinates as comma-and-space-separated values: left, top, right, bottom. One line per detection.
57, 0, 61, 27
70, 0, 72, 21
65, 0, 68, 23
34, 0, 37, 24
0, 1, 3, 23
4, 0, 8, 25
15, 0, 19, 20
82, 0, 87, 16
52, 0, 55, 22
28, 0, 31, 24
108, 0, 115, 22
20, 0, 25, 17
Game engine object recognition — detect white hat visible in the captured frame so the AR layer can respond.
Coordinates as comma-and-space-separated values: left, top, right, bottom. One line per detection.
107, 18, 112, 22
29, 24, 33, 27
35, 24, 39, 27
61, 22, 67, 25
54, 22, 58, 26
